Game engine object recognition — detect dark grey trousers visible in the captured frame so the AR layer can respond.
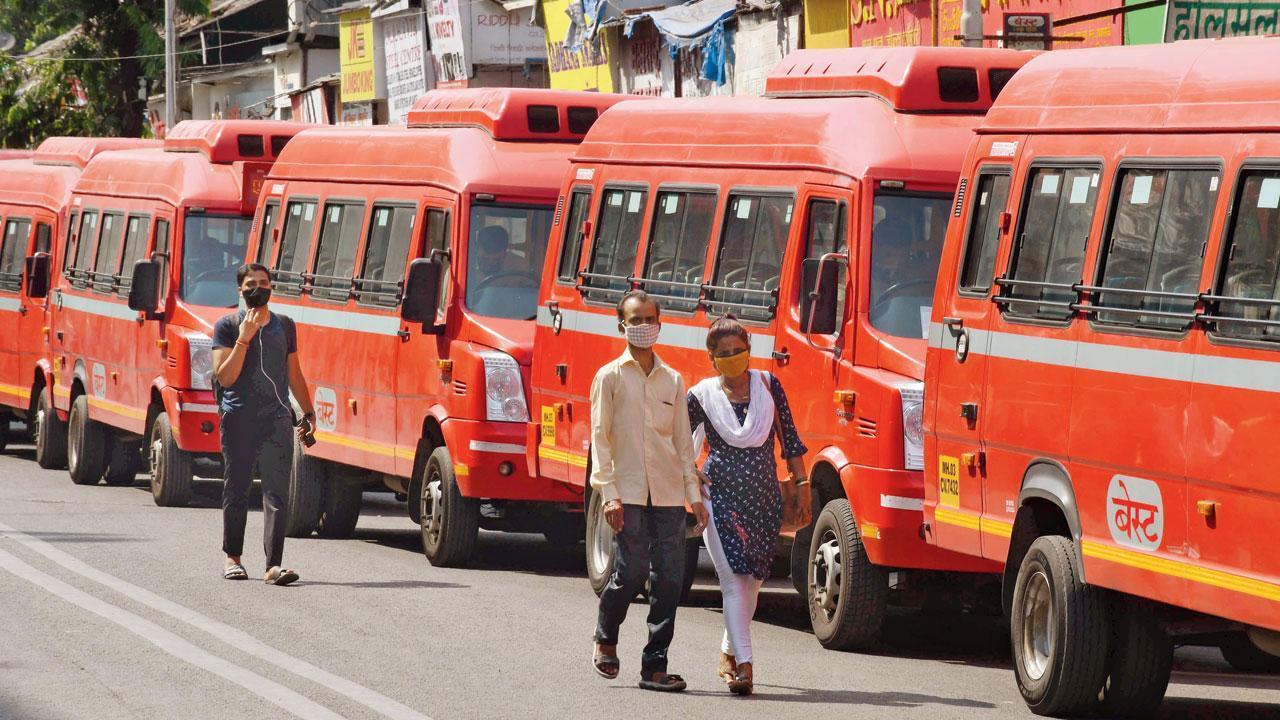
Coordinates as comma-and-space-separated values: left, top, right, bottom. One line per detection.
220, 412, 293, 570
594, 503, 687, 674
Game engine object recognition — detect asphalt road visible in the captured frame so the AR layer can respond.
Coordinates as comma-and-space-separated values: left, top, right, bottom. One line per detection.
1, 437, 1278, 720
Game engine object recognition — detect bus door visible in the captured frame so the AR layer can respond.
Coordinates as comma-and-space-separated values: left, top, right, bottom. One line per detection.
118, 212, 154, 412
927, 164, 1014, 557
0, 214, 32, 404
20, 219, 55, 402
135, 214, 172, 409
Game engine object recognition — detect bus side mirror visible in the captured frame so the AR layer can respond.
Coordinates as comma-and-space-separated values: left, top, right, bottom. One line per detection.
128, 259, 161, 313
24, 253, 51, 299
801, 257, 840, 336
401, 257, 443, 328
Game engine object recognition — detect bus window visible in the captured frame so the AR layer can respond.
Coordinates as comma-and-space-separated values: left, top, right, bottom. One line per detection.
311, 201, 366, 301
1095, 168, 1218, 329
958, 171, 1012, 293
35, 222, 51, 254
118, 215, 151, 296
357, 204, 416, 307
1213, 169, 1280, 341
180, 214, 250, 308
1003, 166, 1101, 320
71, 210, 100, 287
556, 189, 592, 284
641, 190, 717, 312
275, 199, 318, 295
584, 188, 647, 300
424, 209, 451, 316
153, 219, 171, 307
0, 218, 30, 292
800, 199, 847, 330
63, 210, 79, 274
466, 203, 552, 320
869, 193, 949, 338
256, 200, 280, 266
710, 194, 793, 322
92, 213, 124, 293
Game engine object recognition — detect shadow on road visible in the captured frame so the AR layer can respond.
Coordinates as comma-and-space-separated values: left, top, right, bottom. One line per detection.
1159, 697, 1280, 719
300, 579, 468, 590
680, 684, 998, 709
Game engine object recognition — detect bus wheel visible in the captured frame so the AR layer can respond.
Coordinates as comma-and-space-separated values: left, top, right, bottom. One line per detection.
34, 388, 68, 469
1097, 595, 1172, 718
419, 447, 478, 567
791, 525, 813, 597
1220, 632, 1280, 673
808, 498, 887, 650
317, 478, 362, 539
585, 485, 615, 596
104, 441, 143, 487
1011, 535, 1110, 717
148, 412, 192, 507
68, 395, 106, 486
284, 438, 324, 537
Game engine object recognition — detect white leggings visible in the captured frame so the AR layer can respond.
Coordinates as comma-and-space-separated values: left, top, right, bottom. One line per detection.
702, 498, 765, 665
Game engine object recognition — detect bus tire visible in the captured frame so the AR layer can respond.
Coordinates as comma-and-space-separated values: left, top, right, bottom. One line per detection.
1220, 632, 1280, 674
419, 446, 478, 567
585, 483, 615, 596
1097, 595, 1172, 718
1011, 535, 1110, 717
35, 387, 68, 469
148, 412, 192, 507
316, 477, 362, 539
68, 395, 106, 486
103, 441, 142, 486
284, 439, 324, 537
791, 525, 813, 597
808, 498, 888, 650
543, 514, 585, 547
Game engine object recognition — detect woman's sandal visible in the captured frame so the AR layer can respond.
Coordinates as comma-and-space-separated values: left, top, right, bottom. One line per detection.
638, 671, 687, 692
223, 563, 248, 580
592, 645, 620, 680
265, 567, 299, 586
717, 653, 737, 684
727, 662, 753, 696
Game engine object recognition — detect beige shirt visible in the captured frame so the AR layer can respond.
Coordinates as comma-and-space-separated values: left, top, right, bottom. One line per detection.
589, 347, 700, 508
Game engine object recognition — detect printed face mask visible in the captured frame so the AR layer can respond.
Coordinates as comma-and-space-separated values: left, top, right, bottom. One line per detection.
623, 323, 660, 349
713, 350, 750, 379
242, 286, 272, 308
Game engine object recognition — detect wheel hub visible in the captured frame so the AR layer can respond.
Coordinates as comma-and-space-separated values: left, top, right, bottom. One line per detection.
1020, 570, 1055, 681
150, 432, 164, 490
590, 497, 614, 573
422, 473, 443, 545
811, 533, 842, 620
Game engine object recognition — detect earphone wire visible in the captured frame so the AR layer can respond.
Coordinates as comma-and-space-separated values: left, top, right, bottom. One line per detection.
253, 311, 291, 419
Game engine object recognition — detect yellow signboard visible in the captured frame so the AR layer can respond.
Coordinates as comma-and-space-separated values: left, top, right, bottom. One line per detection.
340, 8, 377, 103
541, 0, 616, 92
804, 0, 852, 48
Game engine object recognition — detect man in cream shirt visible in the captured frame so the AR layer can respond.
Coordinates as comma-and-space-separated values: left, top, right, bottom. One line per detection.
590, 290, 708, 693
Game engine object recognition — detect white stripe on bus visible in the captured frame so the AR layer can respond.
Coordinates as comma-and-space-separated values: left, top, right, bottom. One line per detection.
536, 305, 777, 360
271, 302, 403, 337
0, 297, 21, 313
57, 292, 139, 322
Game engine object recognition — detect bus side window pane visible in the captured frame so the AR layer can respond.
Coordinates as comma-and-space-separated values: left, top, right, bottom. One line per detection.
557, 190, 591, 283
117, 216, 149, 294
643, 191, 716, 312
1006, 167, 1099, 319
425, 209, 450, 315
256, 202, 279, 266
154, 220, 171, 305
93, 213, 124, 292
800, 199, 847, 331
64, 210, 79, 273
959, 173, 1011, 292
73, 211, 100, 286
585, 188, 647, 300
0, 219, 30, 292
276, 200, 317, 295
712, 194, 793, 321
312, 202, 365, 301
358, 205, 416, 307
35, 223, 52, 254
1216, 169, 1280, 340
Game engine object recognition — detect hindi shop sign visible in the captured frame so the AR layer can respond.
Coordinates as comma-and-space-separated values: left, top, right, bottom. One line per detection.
383, 13, 431, 124
427, 0, 469, 86
1003, 12, 1050, 50
469, 3, 547, 65
340, 8, 378, 102
1165, 0, 1280, 41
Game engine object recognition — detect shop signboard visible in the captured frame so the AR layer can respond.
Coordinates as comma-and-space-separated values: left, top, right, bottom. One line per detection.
468, 1, 547, 65
1165, 0, 1280, 41
340, 8, 377, 102
849, 0, 933, 46
541, 0, 616, 91
427, 0, 470, 86
1003, 11, 1051, 50
383, 12, 432, 123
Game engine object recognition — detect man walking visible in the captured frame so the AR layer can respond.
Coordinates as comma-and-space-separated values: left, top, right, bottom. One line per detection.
212, 263, 316, 585
590, 290, 707, 692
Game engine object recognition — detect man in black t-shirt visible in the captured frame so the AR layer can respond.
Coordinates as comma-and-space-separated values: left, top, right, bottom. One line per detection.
211, 263, 316, 585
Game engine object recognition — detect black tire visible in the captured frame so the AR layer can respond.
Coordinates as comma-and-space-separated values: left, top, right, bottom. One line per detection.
1097, 595, 1173, 718
406, 476, 423, 525
103, 441, 142, 486
791, 525, 813, 597
1011, 535, 1110, 717
419, 446, 478, 567
34, 387, 68, 469
67, 395, 106, 485
1220, 632, 1280, 673
543, 514, 585, 547
585, 483, 615, 596
148, 412, 193, 507
316, 477, 362, 539
284, 439, 324, 537
807, 498, 888, 650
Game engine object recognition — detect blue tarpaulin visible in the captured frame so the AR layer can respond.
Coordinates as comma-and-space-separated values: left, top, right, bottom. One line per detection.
623, 0, 739, 85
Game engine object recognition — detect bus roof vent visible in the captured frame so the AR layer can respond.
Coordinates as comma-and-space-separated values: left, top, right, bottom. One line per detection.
406, 88, 635, 142
163, 120, 315, 163
32, 137, 161, 169
764, 47, 1035, 113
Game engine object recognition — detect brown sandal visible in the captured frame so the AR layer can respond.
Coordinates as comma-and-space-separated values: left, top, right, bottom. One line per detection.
638, 671, 687, 692
728, 662, 753, 695
717, 653, 737, 684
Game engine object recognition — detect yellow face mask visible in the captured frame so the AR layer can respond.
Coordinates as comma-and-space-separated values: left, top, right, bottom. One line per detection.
713, 350, 750, 379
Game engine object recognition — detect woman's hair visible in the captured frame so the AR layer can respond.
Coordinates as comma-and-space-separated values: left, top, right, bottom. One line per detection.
706, 313, 750, 351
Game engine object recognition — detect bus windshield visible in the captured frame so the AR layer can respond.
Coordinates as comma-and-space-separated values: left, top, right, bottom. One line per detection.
180, 214, 251, 308
465, 203, 553, 320
868, 193, 950, 339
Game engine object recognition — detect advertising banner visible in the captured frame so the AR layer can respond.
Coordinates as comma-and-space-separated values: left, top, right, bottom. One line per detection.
1164, 0, 1280, 41
339, 8, 377, 102
936, 0, 1121, 48
383, 12, 432, 123
427, 0, 470, 86
541, 0, 616, 91
468, 1, 547, 65
849, 0, 933, 46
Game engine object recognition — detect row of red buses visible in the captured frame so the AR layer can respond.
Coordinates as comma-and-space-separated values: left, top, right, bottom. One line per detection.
244, 89, 630, 560
922, 37, 1280, 716
529, 47, 1031, 646
0, 137, 158, 463
48, 121, 310, 503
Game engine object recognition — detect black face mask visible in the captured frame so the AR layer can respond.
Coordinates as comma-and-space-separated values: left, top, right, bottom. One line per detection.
242, 286, 271, 308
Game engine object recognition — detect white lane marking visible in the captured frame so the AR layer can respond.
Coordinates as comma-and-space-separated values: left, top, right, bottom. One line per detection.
0, 547, 346, 720
0, 520, 433, 720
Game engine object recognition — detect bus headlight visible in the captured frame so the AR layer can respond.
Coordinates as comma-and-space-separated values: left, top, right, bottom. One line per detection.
899, 382, 924, 471
482, 352, 529, 422
186, 333, 214, 391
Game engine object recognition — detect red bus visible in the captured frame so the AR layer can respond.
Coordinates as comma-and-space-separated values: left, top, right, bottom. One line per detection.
531, 47, 1030, 645
244, 89, 631, 563
0, 137, 158, 463
49, 120, 310, 503
924, 38, 1280, 716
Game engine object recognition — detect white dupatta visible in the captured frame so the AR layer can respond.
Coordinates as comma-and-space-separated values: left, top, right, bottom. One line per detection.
690, 370, 775, 451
